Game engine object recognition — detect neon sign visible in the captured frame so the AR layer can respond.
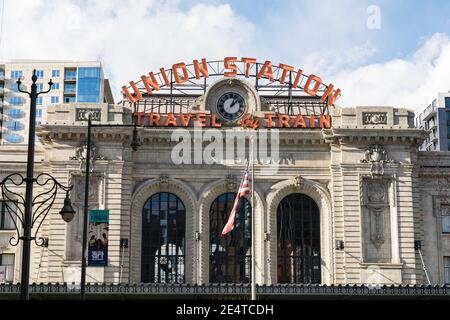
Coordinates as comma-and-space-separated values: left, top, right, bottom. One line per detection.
122, 57, 341, 108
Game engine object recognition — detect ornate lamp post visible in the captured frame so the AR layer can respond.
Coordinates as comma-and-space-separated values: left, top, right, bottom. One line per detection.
0, 70, 75, 300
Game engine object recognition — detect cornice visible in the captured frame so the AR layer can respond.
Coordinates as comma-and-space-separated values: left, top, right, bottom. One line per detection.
322, 128, 428, 145
39, 124, 428, 147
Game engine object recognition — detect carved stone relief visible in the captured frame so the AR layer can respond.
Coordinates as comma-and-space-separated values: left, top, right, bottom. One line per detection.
362, 178, 392, 262
362, 112, 387, 125
225, 174, 237, 190
70, 143, 106, 173
360, 144, 394, 176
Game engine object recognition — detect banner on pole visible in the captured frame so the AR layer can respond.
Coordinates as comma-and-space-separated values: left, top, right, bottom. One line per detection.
88, 209, 109, 266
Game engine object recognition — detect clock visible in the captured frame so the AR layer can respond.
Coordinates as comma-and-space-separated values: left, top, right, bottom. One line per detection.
203, 78, 260, 124
216, 92, 246, 121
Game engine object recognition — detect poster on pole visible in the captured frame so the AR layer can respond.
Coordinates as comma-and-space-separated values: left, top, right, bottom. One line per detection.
88, 209, 109, 266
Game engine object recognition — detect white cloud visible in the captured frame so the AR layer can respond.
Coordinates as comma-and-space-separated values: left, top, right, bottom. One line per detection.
1, 0, 255, 101
331, 33, 450, 111
1, 1, 449, 111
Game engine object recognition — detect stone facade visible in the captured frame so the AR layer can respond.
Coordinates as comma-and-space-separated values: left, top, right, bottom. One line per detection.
1, 86, 450, 287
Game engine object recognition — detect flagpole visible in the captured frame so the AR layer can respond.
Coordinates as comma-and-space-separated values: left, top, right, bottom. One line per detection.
251, 131, 256, 301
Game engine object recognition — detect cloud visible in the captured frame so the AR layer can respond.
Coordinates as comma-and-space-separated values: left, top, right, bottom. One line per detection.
1, 0, 449, 111
331, 33, 450, 111
1, 0, 255, 101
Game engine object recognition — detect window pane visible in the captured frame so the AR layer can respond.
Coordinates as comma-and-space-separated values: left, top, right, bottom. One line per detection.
0, 254, 14, 283
442, 206, 450, 233
1, 202, 17, 230
443, 216, 450, 233
77, 67, 101, 103
5, 134, 23, 144
141, 192, 185, 284
210, 192, 251, 283
444, 257, 450, 284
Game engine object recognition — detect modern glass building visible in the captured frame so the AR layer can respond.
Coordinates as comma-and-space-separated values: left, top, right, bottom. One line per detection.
0, 60, 114, 145
415, 92, 450, 151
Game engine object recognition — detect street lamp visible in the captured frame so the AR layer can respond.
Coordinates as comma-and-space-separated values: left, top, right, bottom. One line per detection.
80, 112, 140, 300
0, 70, 75, 300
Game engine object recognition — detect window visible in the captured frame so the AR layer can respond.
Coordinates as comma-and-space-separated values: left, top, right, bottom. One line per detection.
445, 257, 450, 284
52, 69, 60, 77
141, 192, 185, 283
277, 193, 321, 284
8, 97, 24, 105
6, 109, 22, 119
445, 97, 450, 109
5, 134, 24, 144
6, 121, 24, 131
52, 82, 60, 90
210, 192, 251, 283
77, 67, 101, 103
0, 254, 15, 283
36, 109, 43, 118
64, 83, 76, 93
442, 205, 450, 233
65, 69, 77, 80
36, 83, 44, 91
9, 83, 19, 92
64, 96, 76, 103
0, 201, 16, 230
10, 70, 22, 79
36, 70, 44, 78
36, 97, 43, 105
51, 96, 59, 104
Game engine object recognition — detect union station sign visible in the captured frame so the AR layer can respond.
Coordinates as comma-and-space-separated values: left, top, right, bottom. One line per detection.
122, 57, 342, 108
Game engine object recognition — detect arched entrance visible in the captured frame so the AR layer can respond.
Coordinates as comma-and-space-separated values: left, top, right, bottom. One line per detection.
141, 192, 186, 283
209, 192, 251, 283
277, 193, 321, 284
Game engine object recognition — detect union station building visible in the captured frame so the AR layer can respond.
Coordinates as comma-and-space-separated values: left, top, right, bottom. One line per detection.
0, 60, 450, 298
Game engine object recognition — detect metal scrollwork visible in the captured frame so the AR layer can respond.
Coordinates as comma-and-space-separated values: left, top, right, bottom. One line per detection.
0, 173, 74, 247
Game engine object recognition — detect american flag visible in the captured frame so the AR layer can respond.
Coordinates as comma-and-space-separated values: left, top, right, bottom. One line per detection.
221, 170, 250, 237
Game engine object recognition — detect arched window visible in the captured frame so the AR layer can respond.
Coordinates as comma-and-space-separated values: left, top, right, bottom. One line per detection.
209, 192, 251, 283
141, 192, 185, 283
277, 193, 321, 284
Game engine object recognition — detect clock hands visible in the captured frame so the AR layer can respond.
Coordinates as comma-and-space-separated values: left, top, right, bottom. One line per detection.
229, 98, 239, 111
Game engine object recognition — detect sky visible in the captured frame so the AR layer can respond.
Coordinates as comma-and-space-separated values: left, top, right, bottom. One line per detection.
0, 0, 449, 110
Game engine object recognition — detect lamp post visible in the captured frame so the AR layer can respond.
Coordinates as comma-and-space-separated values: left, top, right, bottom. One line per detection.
0, 70, 76, 300
80, 112, 141, 300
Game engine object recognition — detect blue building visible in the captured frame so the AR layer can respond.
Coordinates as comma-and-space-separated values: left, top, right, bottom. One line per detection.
0, 60, 114, 145
415, 92, 450, 151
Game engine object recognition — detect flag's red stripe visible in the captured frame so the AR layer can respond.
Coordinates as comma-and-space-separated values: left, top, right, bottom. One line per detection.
221, 172, 250, 237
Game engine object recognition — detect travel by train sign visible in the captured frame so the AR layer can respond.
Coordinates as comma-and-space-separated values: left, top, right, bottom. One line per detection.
133, 112, 331, 129
122, 57, 342, 108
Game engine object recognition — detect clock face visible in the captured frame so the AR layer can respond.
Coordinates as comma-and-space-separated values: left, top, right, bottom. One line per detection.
216, 92, 246, 121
